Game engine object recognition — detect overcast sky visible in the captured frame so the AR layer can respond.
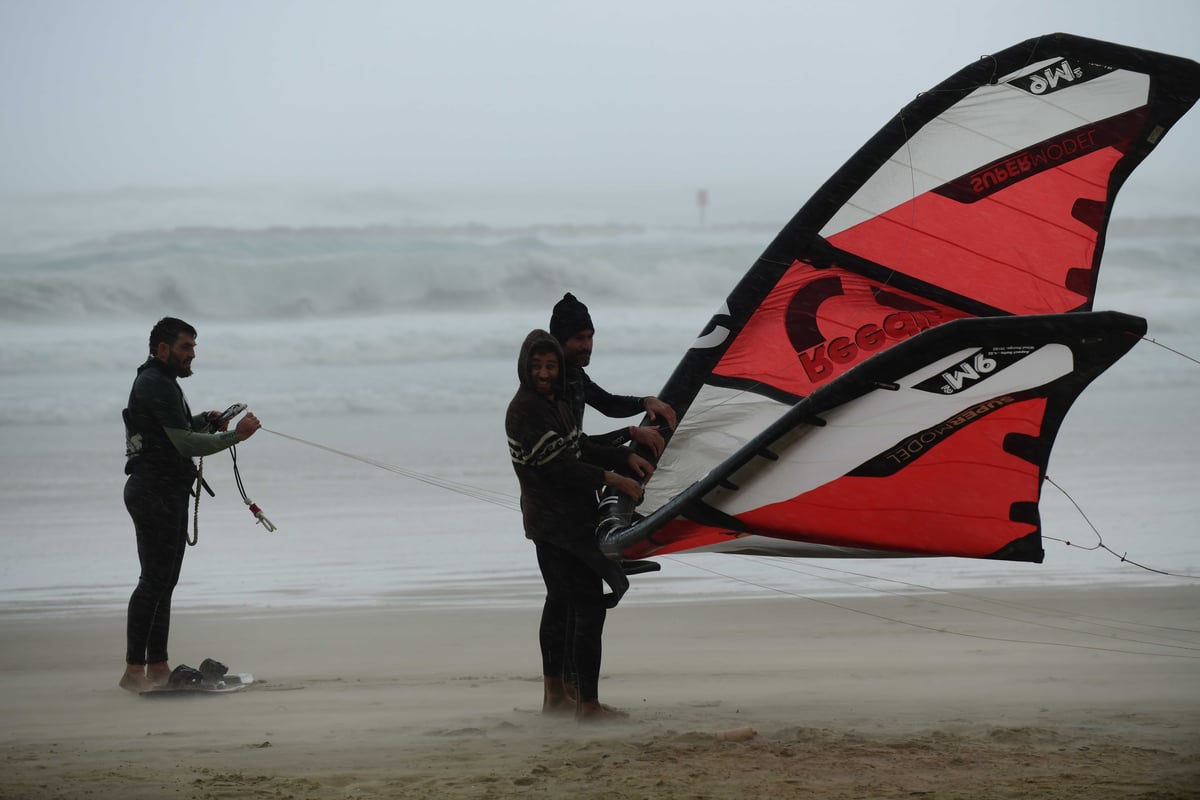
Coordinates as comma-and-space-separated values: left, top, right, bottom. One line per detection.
2, 0, 1198, 197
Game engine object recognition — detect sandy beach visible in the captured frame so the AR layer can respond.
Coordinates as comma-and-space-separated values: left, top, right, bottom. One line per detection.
4, 10, 1199, 798
1, 584, 1196, 799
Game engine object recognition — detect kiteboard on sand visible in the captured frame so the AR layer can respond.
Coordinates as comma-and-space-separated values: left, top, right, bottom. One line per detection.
140, 658, 253, 697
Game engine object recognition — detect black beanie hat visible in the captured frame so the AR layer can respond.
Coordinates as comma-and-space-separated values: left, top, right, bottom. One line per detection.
549, 292, 593, 344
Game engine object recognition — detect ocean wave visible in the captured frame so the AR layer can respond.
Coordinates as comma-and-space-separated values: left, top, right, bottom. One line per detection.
1, 198, 1196, 323
0, 223, 771, 320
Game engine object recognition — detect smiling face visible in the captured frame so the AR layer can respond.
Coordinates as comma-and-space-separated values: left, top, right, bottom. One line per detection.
529, 350, 560, 397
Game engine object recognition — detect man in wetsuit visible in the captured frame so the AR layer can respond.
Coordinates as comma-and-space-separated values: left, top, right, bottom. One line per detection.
549, 292, 677, 456
546, 293, 678, 706
119, 317, 262, 692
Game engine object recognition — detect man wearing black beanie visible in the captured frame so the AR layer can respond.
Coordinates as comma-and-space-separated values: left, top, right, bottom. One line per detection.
545, 293, 677, 712
549, 292, 677, 455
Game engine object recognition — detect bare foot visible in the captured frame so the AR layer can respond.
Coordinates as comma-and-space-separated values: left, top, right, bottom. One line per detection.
542, 676, 574, 715
575, 700, 629, 722
118, 666, 155, 693
146, 662, 172, 687
543, 695, 575, 715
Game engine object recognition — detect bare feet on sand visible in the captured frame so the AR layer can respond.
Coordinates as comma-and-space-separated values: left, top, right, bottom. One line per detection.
118, 666, 154, 693
145, 662, 171, 686
119, 662, 171, 693
542, 676, 575, 714
575, 700, 630, 722
544, 677, 629, 720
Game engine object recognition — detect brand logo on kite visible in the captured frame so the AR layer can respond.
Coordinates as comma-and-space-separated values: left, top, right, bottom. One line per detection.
1017, 59, 1084, 95
1007, 58, 1115, 97
785, 276, 944, 385
693, 303, 733, 350
939, 351, 999, 394
882, 396, 1016, 468
913, 345, 1037, 395
796, 311, 941, 384
965, 127, 1100, 195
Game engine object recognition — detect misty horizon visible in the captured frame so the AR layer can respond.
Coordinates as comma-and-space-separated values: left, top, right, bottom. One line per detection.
3, 2, 1198, 199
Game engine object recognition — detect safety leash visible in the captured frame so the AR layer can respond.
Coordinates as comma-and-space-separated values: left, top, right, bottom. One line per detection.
230, 443, 276, 532
188, 414, 277, 546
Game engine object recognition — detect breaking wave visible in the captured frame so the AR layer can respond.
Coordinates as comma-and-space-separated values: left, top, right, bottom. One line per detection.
0, 222, 778, 320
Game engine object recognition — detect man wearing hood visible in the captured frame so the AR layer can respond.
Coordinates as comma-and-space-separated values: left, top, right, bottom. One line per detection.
119, 317, 262, 692
505, 329, 650, 720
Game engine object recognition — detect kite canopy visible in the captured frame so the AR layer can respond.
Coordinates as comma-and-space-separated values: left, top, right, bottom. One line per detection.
601, 311, 1146, 562
598, 33, 1198, 563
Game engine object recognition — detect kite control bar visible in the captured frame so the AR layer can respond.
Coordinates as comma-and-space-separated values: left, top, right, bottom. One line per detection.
206, 402, 248, 431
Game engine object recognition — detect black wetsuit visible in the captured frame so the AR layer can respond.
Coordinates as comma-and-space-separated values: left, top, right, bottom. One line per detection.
555, 364, 646, 688
122, 358, 238, 666
564, 365, 645, 447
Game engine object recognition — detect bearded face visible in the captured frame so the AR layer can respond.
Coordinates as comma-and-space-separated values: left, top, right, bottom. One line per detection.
159, 334, 196, 378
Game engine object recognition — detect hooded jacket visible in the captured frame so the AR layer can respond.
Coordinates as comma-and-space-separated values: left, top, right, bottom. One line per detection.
505, 330, 629, 547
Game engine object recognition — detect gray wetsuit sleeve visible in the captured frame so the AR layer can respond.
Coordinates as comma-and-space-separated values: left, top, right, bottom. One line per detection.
164, 427, 242, 457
